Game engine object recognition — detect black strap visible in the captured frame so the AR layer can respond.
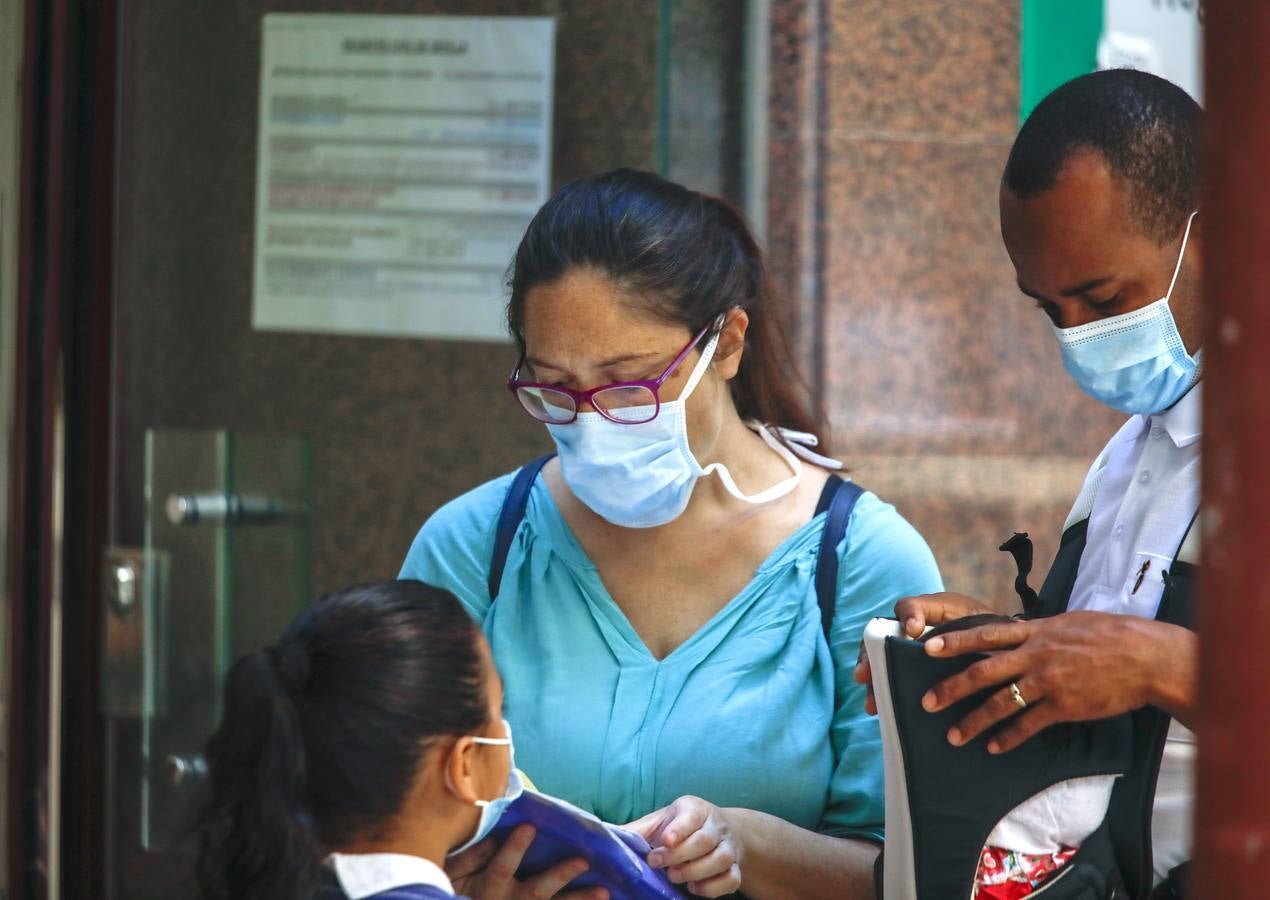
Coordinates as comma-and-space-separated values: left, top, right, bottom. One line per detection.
1149, 862, 1190, 900
815, 476, 865, 641
488, 454, 555, 602
999, 532, 1041, 616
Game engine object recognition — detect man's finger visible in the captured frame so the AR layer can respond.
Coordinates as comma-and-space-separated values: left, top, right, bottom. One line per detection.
895, 592, 978, 636
523, 857, 590, 899
945, 678, 1037, 746
852, 644, 872, 685
488, 824, 535, 881
986, 704, 1061, 755
925, 620, 1031, 657
922, 653, 1024, 713
893, 596, 932, 636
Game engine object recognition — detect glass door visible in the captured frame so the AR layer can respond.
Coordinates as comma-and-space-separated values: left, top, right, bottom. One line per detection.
100, 2, 747, 895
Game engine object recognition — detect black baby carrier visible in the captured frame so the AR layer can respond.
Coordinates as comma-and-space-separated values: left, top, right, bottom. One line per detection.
865, 617, 1132, 899
867, 519, 1199, 900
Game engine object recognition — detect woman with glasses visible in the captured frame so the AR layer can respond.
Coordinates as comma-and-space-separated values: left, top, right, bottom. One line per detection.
401, 169, 942, 899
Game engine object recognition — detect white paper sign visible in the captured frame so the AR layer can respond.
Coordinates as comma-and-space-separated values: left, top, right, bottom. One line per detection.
252, 14, 555, 341
1098, 0, 1203, 102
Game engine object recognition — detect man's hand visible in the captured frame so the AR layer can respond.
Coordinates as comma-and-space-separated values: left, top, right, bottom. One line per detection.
447, 824, 610, 900
852, 592, 996, 715
920, 611, 1196, 752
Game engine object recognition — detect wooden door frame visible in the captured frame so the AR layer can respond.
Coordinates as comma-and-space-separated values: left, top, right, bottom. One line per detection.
6, 0, 117, 896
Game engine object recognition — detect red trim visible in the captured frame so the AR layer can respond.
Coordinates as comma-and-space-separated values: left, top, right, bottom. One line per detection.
1195, 2, 1270, 894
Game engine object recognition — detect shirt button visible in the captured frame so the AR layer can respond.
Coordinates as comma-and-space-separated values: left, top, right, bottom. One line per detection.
1115, 524, 1125, 539
1139, 471, 1152, 485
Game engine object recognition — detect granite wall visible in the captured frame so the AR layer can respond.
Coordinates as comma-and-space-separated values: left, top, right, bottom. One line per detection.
766, 1, 1125, 605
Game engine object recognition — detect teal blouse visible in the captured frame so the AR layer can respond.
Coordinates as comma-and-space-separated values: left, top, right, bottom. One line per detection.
400, 468, 942, 841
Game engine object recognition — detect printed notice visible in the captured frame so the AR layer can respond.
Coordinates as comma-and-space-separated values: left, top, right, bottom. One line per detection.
252, 14, 555, 341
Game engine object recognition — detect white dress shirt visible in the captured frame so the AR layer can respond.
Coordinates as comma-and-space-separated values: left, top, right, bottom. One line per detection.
1065, 382, 1201, 885
330, 852, 455, 899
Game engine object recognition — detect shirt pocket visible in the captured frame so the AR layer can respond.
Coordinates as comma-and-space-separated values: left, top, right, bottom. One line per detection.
1119, 550, 1173, 619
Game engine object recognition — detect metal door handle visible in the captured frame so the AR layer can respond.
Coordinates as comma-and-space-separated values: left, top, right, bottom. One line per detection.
163, 753, 208, 787
165, 492, 306, 525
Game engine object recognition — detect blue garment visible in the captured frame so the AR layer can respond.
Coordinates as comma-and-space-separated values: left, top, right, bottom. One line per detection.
400, 469, 942, 841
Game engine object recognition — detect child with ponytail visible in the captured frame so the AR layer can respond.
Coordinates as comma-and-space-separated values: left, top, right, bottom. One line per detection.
197, 580, 607, 900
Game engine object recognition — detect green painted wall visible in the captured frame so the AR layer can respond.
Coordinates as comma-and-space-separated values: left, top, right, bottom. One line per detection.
1020, 0, 1103, 122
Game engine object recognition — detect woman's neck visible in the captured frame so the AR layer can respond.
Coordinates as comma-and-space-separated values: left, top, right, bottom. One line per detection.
337, 823, 455, 872
684, 414, 798, 512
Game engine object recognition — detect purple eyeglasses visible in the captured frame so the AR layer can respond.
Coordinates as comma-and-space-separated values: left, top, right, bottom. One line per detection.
507, 316, 723, 425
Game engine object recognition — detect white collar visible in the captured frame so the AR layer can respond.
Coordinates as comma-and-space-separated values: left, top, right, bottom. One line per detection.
1154, 379, 1202, 449
330, 852, 454, 899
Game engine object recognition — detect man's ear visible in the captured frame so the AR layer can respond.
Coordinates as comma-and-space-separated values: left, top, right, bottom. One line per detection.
445, 737, 480, 806
711, 309, 750, 381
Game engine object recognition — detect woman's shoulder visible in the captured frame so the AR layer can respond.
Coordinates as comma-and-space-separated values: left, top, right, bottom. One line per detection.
832, 486, 943, 617
397, 467, 527, 614
841, 488, 933, 556
416, 470, 519, 545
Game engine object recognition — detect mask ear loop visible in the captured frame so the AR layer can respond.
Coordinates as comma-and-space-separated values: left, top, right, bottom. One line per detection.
677, 325, 725, 403
1164, 211, 1199, 302
448, 724, 514, 807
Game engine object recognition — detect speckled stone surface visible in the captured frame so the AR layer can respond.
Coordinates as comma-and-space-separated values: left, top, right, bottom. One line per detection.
823, 0, 1020, 140
767, 0, 1125, 600
765, 0, 823, 366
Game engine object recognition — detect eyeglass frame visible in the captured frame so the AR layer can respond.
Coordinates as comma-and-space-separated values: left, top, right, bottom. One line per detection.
506, 313, 727, 426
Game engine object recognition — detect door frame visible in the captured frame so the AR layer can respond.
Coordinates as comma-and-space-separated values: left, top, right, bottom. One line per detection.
6, 0, 118, 896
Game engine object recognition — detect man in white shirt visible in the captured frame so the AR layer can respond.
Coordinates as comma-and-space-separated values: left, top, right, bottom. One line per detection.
855, 70, 1203, 899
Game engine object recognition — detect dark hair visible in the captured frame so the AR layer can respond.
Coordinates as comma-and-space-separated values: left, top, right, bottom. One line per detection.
1003, 69, 1202, 243
507, 168, 826, 449
920, 613, 1016, 643
197, 581, 489, 900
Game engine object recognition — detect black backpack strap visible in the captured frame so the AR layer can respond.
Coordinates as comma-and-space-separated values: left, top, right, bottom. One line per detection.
488, 454, 555, 603
815, 476, 865, 641
999, 532, 1042, 617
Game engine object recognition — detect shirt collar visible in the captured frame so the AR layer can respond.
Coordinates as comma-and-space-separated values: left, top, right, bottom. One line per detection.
1153, 379, 1203, 449
330, 852, 454, 899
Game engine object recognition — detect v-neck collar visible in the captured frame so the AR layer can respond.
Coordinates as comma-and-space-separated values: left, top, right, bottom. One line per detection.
527, 478, 834, 664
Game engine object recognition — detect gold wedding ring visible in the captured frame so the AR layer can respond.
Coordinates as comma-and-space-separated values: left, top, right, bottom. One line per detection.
1009, 682, 1027, 709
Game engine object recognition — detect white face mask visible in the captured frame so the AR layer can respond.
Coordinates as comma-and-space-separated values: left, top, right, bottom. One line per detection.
1051, 211, 1200, 415
447, 719, 523, 857
546, 329, 839, 529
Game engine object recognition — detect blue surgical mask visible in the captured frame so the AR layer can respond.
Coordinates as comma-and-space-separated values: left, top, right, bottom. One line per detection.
448, 720, 523, 857
1052, 211, 1200, 415
546, 330, 836, 529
